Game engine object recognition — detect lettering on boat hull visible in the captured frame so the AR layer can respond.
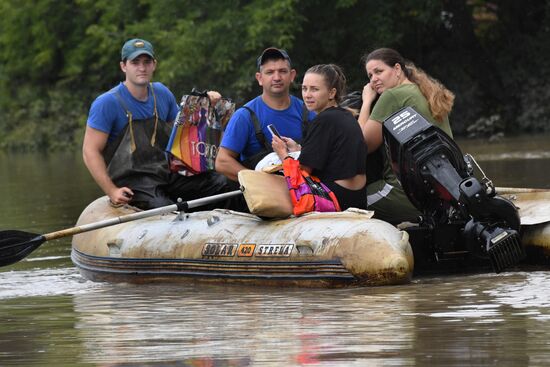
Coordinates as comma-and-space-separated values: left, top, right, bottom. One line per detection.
201, 243, 294, 258
237, 244, 256, 257
255, 244, 294, 257
202, 243, 238, 257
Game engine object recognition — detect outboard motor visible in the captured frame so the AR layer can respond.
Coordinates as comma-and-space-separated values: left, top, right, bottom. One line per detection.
382, 107, 525, 273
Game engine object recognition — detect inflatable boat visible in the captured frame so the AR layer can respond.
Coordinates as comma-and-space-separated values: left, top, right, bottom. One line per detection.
71, 198, 414, 287
68, 106, 550, 286
69, 186, 550, 287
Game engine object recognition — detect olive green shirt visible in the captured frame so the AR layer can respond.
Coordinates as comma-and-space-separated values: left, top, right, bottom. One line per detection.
369, 83, 453, 186
370, 83, 453, 137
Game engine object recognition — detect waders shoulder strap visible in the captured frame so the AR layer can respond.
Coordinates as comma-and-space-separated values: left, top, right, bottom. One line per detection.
149, 83, 159, 147
111, 84, 159, 152
112, 90, 136, 152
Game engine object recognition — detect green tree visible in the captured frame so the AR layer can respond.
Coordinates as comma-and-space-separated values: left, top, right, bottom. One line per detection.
1, 0, 549, 152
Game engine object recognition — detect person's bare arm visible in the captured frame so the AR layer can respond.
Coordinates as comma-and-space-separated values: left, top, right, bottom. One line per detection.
207, 91, 222, 105
271, 135, 288, 161
82, 126, 133, 204
215, 147, 248, 182
360, 119, 383, 154
358, 83, 383, 153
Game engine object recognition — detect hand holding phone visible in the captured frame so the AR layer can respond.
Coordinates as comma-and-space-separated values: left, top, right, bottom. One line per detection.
268, 123, 289, 153
267, 124, 282, 139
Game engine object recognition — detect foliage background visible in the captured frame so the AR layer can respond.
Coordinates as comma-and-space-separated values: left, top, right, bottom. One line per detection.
1, 0, 549, 151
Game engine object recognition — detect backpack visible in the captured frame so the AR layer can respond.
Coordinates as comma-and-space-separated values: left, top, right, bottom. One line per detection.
166, 89, 235, 174
282, 157, 341, 216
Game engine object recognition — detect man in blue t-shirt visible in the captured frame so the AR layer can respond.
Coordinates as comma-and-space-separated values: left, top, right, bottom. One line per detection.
83, 38, 230, 209
215, 48, 314, 182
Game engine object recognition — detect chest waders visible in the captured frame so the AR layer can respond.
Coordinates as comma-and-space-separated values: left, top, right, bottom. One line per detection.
100, 84, 238, 210
102, 84, 173, 184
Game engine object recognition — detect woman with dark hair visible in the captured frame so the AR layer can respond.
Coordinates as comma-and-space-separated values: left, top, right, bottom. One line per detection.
358, 48, 455, 223
272, 64, 367, 210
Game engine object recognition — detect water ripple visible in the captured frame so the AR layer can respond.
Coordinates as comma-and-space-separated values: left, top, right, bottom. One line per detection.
473, 151, 550, 161
0, 267, 103, 299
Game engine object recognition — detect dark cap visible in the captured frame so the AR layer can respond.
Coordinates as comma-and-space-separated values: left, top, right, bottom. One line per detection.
121, 38, 155, 61
256, 47, 291, 70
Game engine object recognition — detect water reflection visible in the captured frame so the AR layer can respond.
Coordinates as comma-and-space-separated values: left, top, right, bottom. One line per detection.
1, 251, 550, 365
63, 272, 550, 366
1, 299, 75, 365
72, 283, 418, 366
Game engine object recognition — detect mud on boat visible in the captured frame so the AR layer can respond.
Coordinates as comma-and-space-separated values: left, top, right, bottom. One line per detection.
70, 188, 550, 287
71, 198, 414, 287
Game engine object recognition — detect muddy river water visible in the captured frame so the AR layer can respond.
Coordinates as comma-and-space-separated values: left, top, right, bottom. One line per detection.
0, 134, 549, 366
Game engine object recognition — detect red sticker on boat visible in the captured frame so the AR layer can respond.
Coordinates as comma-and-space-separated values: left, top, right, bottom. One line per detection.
237, 244, 256, 257
202, 243, 237, 257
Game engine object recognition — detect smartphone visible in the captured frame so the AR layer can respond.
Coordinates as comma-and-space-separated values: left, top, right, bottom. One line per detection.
267, 124, 282, 139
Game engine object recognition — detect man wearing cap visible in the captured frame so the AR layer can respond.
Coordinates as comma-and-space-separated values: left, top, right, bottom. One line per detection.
83, 38, 231, 209
215, 47, 314, 181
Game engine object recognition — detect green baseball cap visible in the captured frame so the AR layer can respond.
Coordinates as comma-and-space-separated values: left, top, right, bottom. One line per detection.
121, 38, 155, 61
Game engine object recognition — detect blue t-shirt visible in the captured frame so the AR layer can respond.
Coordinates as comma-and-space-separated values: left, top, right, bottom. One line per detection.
87, 82, 179, 141
220, 95, 314, 160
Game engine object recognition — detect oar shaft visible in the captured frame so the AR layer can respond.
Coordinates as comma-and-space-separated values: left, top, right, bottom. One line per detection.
181, 190, 241, 210
43, 205, 177, 240
43, 190, 242, 241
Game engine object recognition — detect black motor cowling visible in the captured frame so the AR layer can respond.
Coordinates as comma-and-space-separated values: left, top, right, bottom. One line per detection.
382, 107, 525, 273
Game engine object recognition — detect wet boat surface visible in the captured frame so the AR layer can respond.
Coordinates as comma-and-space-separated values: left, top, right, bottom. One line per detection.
72, 197, 413, 287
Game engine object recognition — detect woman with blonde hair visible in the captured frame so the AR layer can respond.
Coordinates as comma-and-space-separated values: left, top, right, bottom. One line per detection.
358, 47, 455, 224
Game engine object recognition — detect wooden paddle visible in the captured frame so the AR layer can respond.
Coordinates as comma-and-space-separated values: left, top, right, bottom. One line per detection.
0, 190, 242, 267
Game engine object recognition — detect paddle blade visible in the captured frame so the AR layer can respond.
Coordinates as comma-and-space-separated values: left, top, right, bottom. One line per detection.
0, 230, 45, 267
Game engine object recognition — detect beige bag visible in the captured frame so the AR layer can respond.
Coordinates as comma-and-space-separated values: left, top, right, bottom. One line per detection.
238, 170, 293, 218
